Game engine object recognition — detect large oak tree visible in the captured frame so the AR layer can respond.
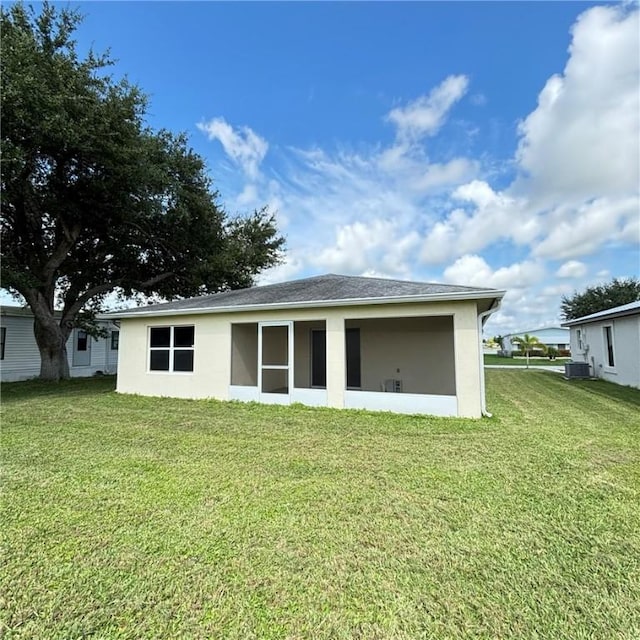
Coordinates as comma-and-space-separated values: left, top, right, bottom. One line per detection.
560, 278, 640, 320
1, 3, 284, 380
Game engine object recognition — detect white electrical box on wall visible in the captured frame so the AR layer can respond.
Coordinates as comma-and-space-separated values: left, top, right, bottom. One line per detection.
384, 379, 403, 393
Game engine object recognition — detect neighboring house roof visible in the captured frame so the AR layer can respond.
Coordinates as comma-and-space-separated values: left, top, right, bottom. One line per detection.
0, 305, 115, 322
502, 327, 569, 342
105, 273, 505, 319
0, 305, 36, 318
561, 300, 640, 326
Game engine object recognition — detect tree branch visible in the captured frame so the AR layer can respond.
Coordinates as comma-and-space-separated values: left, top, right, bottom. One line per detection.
59, 272, 175, 328
61, 281, 121, 328
138, 272, 175, 289
41, 223, 81, 286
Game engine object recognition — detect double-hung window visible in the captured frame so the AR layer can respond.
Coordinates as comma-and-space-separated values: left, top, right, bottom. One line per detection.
149, 326, 195, 372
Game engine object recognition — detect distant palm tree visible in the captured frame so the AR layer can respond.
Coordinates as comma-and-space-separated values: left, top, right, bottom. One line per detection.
512, 334, 547, 368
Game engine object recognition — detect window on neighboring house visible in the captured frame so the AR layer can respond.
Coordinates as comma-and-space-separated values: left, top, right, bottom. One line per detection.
603, 325, 615, 368
149, 326, 194, 372
1, 327, 5, 360
111, 330, 119, 350
77, 330, 88, 351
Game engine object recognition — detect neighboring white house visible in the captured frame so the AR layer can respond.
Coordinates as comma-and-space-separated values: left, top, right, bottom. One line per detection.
562, 301, 640, 389
501, 327, 570, 354
0, 305, 120, 382
106, 274, 505, 418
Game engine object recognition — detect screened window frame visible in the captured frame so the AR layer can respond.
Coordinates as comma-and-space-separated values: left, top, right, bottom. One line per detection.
148, 325, 195, 373
111, 330, 120, 350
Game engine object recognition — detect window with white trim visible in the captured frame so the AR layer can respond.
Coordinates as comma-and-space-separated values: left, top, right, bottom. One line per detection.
1, 327, 5, 360
77, 330, 88, 351
111, 330, 119, 350
603, 325, 615, 368
576, 329, 582, 350
149, 326, 194, 372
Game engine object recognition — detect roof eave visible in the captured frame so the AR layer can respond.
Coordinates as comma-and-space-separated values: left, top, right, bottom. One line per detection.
106, 290, 506, 320
562, 307, 640, 326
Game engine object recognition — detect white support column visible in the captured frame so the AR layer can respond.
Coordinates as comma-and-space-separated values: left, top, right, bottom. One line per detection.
326, 315, 346, 408
453, 303, 483, 418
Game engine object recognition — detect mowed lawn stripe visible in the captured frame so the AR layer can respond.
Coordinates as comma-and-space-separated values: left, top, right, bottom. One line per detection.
2, 371, 639, 639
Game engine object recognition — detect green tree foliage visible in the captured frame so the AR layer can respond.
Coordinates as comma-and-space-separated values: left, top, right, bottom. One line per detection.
560, 278, 640, 321
1, 3, 284, 380
512, 334, 547, 368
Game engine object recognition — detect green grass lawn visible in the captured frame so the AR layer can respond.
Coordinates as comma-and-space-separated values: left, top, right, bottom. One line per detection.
2, 372, 639, 639
484, 353, 571, 366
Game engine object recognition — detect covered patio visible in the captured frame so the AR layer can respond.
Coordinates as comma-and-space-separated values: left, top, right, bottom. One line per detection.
229, 315, 457, 415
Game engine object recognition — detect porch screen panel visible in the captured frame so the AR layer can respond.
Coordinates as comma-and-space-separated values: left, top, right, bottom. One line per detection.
346, 328, 361, 388
311, 329, 326, 387
231, 323, 258, 386
262, 369, 289, 394
262, 325, 289, 366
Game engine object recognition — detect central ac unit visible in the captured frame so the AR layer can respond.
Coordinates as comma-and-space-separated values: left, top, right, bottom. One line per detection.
384, 379, 402, 393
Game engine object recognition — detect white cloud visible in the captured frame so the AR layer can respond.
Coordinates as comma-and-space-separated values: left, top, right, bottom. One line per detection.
556, 260, 587, 279
514, 5, 639, 206
409, 158, 477, 192
387, 75, 469, 140
197, 117, 268, 179
421, 5, 639, 266
235, 183, 259, 207
311, 219, 419, 278
420, 181, 533, 264
533, 196, 639, 259
442, 254, 545, 290
541, 283, 574, 298
199, 5, 638, 337
257, 253, 306, 286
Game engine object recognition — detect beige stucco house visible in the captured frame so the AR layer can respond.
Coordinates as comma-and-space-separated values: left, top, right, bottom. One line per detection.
108, 274, 505, 418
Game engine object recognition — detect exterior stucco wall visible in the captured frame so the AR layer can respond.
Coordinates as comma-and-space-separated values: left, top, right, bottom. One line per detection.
569, 315, 640, 388
116, 300, 484, 417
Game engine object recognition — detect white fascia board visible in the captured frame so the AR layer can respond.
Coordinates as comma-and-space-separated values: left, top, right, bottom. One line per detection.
106, 290, 506, 320
561, 305, 640, 326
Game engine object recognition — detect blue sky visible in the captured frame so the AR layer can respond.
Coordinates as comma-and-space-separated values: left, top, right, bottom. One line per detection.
16, 2, 640, 333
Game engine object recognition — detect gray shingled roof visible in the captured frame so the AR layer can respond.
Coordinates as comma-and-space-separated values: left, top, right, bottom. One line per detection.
107, 273, 504, 318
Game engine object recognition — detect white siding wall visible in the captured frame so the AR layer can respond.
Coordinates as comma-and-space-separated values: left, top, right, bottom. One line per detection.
0, 314, 42, 381
0, 313, 119, 382
569, 315, 640, 388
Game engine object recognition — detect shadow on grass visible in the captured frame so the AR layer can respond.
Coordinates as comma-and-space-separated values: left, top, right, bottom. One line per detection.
1, 375, 117, 403
565, 376, 640, 408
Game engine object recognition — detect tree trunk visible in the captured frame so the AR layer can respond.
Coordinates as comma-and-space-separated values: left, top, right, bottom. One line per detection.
33, 314, 71, 381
